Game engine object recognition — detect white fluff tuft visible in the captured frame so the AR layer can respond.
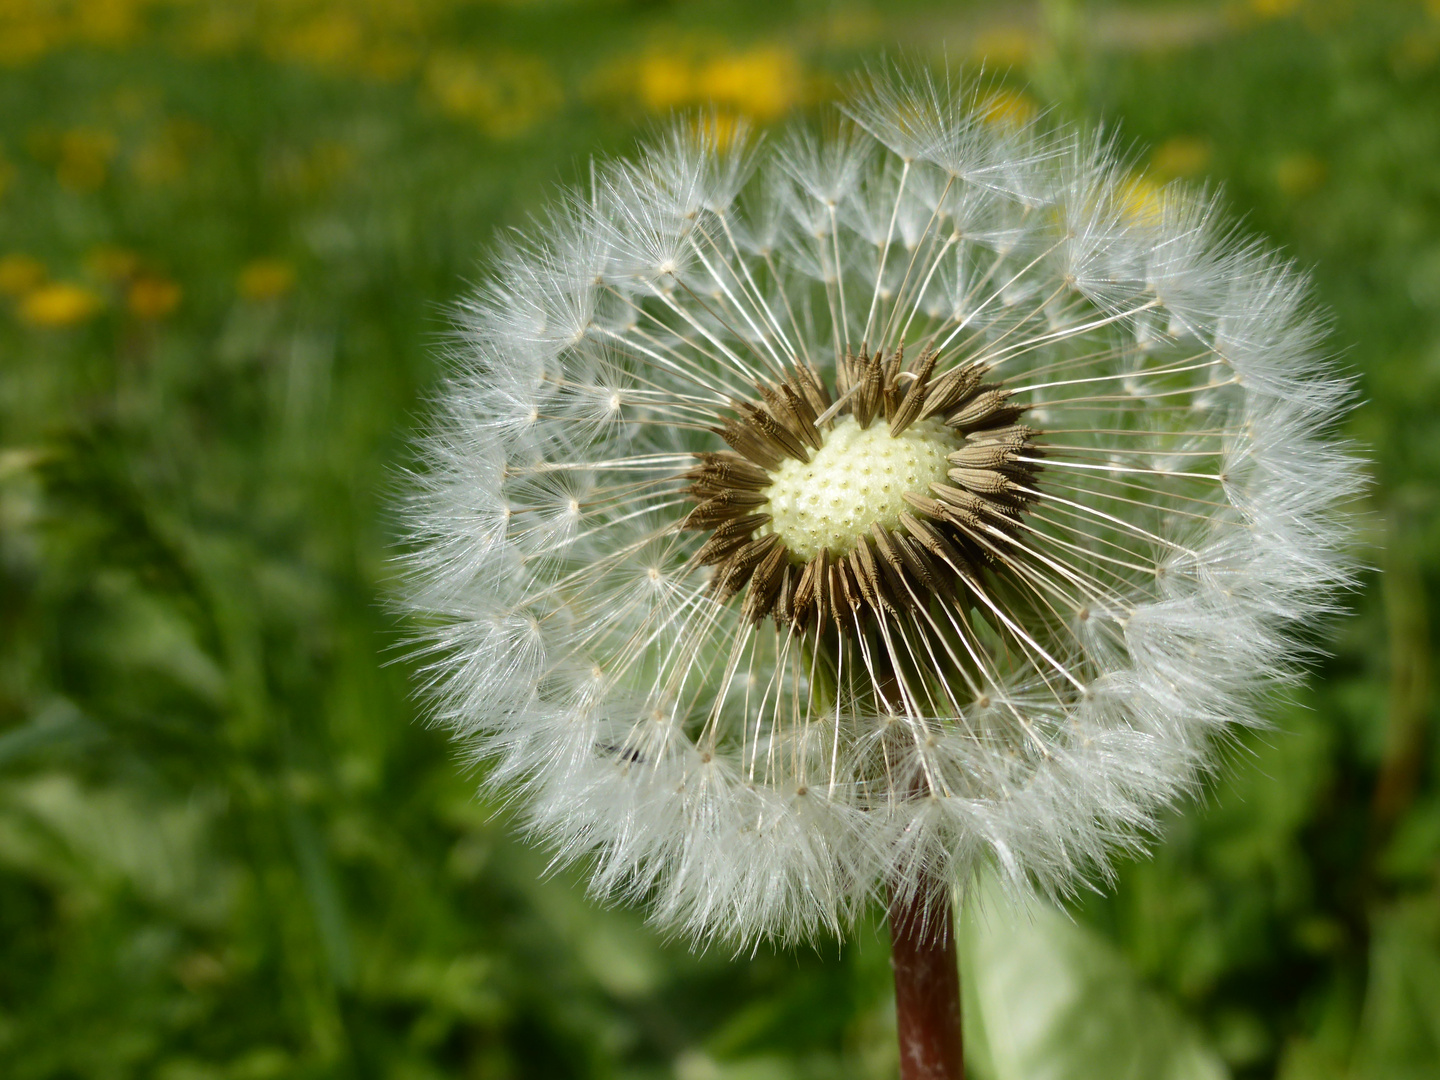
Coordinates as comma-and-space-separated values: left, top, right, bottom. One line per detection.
397, 72, 1362, 947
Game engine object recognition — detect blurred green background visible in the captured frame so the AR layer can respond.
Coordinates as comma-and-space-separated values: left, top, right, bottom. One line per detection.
1, 0, 1437, 1077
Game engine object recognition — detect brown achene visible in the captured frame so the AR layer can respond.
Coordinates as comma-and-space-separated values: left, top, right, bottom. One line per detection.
679, 345, 1044, 632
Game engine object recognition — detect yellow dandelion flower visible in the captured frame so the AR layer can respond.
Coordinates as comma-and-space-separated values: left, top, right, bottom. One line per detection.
1251, 0, 1302, 17
20, 283, 104, 327
972, 26, 1036, 67
85, 245, 140, 282
131, 120, 205, 187
633, 43, 803, 122
0, 254, 46, 296
238, 259, 295, 300
637, 53, 695, 113
128, 276, 182, 319
0, 15, 54, 66
73, 0, 144, 46
821, 10, 881, 47
1276, 152, 1326, 198
696, 45, 802, 122
425, 52, 563, 139
1119, 174, 1166, 224
269, 11, 362, 71
689, 111, 744, 153
1390, 29, 1440, 75
979, 88, 1037, 127
363, 42, 418, 82
1150, 136, 1213, 179
56, 129, 118, 192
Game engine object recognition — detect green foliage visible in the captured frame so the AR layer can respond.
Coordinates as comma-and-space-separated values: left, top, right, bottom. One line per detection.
962, 873, 1227, 1080
0, 1, 1436, 1077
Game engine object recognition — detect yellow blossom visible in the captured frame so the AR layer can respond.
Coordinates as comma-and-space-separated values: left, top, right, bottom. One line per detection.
979, 88, 1037, 127
1276, 152, 1326, 198
267, 11, 363, 70
426, 51, 563, 138
1390, 29, 1440, 74
128, 276, 182, 319
238, 259, 295, 300
181, 5, 248, 55
362, 42, 418, 81
972, 26, 1036, 67
0, 12, 55, 66
637, 54, 693, 113
695, 46, 801, 122
633, 43, 803, 122
19, 283, 104, 327
131, 120, 207, 186
0, 254, 46, 296
56, 129, 118, 192
72, 0, 144, 46
1119, 174, 1166, 224
1151, 136, 1212, 179
85, 245, 140, 282
690, 112, 744, 153
1251, 0, 1302, 16
820, 10, 881, 47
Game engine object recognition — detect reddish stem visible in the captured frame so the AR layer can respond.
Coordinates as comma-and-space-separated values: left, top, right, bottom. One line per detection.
888, 880, 964, 1080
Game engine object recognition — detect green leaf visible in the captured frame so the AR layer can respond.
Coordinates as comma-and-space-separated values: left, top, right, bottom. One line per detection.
961, 874, 1229, 1080
1349, 901, 1440, 1080
0, 773, 235, 925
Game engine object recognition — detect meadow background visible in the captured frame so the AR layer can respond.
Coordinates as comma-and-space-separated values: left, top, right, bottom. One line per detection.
1, 0, 1438, 1077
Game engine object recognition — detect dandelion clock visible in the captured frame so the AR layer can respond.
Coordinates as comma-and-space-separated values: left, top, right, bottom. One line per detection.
399, 68, 1360, 1078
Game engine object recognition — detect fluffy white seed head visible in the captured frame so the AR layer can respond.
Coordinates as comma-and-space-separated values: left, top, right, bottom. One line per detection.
398, 70, 1362, 947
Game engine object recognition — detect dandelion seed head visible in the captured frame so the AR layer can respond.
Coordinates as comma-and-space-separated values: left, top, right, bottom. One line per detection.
399, 67, 1362, 946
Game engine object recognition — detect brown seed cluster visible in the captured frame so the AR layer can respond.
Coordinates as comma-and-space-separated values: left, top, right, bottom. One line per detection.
680, 346, 1043, 630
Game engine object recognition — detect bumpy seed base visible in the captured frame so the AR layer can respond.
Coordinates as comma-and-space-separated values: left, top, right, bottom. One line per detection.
680, 346, 1038, 629
764, 417, 961, 561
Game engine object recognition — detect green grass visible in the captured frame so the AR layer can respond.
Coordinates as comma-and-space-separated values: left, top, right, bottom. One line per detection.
1, 2, 1437, 1077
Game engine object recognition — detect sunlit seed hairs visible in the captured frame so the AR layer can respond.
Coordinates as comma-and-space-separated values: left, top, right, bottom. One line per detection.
400, 68, 1363, 946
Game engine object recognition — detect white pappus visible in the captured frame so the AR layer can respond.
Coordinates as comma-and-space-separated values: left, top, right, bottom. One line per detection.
399, 67, 1363, 947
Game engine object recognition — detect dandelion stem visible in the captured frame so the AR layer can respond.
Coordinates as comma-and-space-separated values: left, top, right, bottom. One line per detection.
888, 876, 964, 1080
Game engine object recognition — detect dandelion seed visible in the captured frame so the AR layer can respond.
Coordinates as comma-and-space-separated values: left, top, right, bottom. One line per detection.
400, 66, 1360, 1079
